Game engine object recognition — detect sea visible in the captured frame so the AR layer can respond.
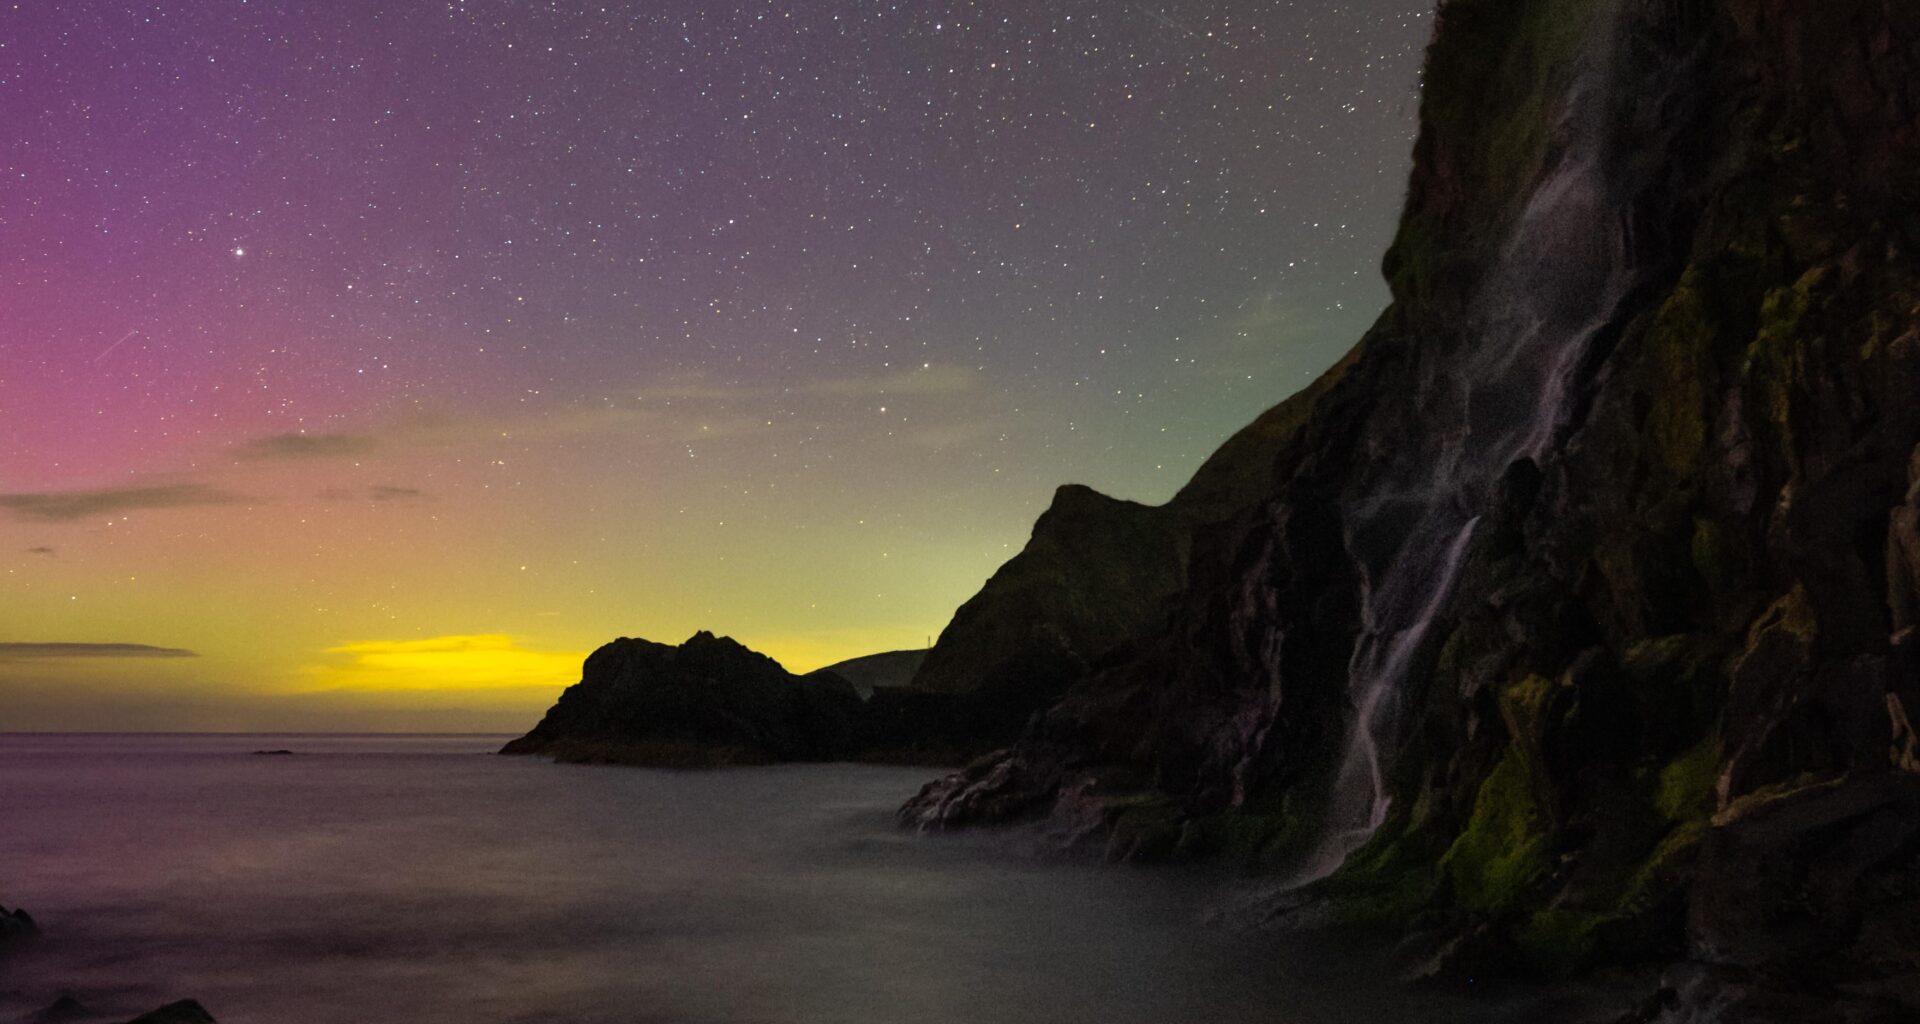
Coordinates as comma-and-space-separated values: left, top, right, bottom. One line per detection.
0, 734, 1616, 1023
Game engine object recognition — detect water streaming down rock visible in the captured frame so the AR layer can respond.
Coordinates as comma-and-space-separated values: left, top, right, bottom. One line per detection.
903, 0, 1920, 1011
1294, 0, 1655, 882
1301, 515, 1482, 883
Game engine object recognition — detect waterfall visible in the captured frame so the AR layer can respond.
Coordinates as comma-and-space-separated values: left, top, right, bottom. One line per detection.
1292, 515, 1482, 884
1288, 0, 1654, 885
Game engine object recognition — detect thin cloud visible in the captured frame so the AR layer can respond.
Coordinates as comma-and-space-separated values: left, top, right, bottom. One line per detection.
25, 546, 55, 556
368, 485, 426, 501
288, 366, 985, 454
640, 365, 980, 402
233, 432, 377, 460
800, 366, 980, 397
0, 642, 198, 659
0, 483, 246, 522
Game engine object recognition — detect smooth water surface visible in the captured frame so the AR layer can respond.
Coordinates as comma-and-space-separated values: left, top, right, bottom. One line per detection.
2, 734, 1588, 1023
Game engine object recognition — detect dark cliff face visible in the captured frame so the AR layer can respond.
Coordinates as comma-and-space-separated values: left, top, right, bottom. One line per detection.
908, 352, 1354, 700
903, 0, 1920, 1006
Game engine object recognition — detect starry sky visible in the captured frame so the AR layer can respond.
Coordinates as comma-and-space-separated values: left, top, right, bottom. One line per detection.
0, 0, 1432, 732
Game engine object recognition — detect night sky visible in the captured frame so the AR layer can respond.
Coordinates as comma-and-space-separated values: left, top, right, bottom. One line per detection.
0, 1, 1432, 730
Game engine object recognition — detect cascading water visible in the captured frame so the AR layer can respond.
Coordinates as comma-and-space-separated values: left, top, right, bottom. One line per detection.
1290, 0, 1660, 885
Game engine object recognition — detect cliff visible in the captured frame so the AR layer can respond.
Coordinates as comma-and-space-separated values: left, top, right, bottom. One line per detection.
909, 357, 1353, 698
902, 0, 1920, 1015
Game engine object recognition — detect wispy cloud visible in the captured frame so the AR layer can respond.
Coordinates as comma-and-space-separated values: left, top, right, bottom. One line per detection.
320, 485, 429, 502
0, 642, 198, 659
799, 366, 979, 397
636, 365, 980, 403
0, 483, 246, 523
373, 366, 986, 450
232, 432, 378, 460
301, 634, 583, 692
25, 546, 55, 556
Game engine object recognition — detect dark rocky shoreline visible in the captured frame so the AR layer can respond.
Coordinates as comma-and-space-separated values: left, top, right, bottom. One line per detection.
3, 906, 215, 1024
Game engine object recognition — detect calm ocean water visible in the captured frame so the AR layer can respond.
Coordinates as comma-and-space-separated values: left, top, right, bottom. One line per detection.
0, 734, 1604, 1023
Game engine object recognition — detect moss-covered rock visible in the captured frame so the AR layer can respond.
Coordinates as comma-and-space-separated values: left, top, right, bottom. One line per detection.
1438, 751, 1552, 915
900, 1, 1920, 1014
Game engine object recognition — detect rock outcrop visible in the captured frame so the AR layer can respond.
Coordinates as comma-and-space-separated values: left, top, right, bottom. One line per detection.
0, 903, 37, 947
502, 631, 1039, 767
119, 1002, 216, 1024
902, 0, 1920, 1014
502, 631, 868, 766
907, 353, 1355, 700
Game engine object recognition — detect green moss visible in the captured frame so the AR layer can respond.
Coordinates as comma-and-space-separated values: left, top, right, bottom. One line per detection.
1643, 268, 1716, 478
1438, 750, 1551, 914
1747, 584, 1818, 647
1511, 774, 1710, 978
1623, 818, 1705, 908
1655, 736, 1721, 822
1688, 517, 1739, 593
1320, 817, 1445, 925
1433, 625, 1470, 680
1746, 266, 1833, 439
1755, 266, 1830, 349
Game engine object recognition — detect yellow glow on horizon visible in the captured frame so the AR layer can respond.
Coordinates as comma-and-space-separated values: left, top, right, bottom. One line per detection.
301, 635, 586, 692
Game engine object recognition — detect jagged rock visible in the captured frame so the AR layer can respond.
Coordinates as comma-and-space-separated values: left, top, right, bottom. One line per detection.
501, 631, 868, 766
0, 904, 37, 946
118, 1002, 216, 1024
900, 0, 1920, 1009
908, 350, 1356, 698
1690, 775, 1920, 977
908, 485, 1187, 697
503, 631, 1048, 767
